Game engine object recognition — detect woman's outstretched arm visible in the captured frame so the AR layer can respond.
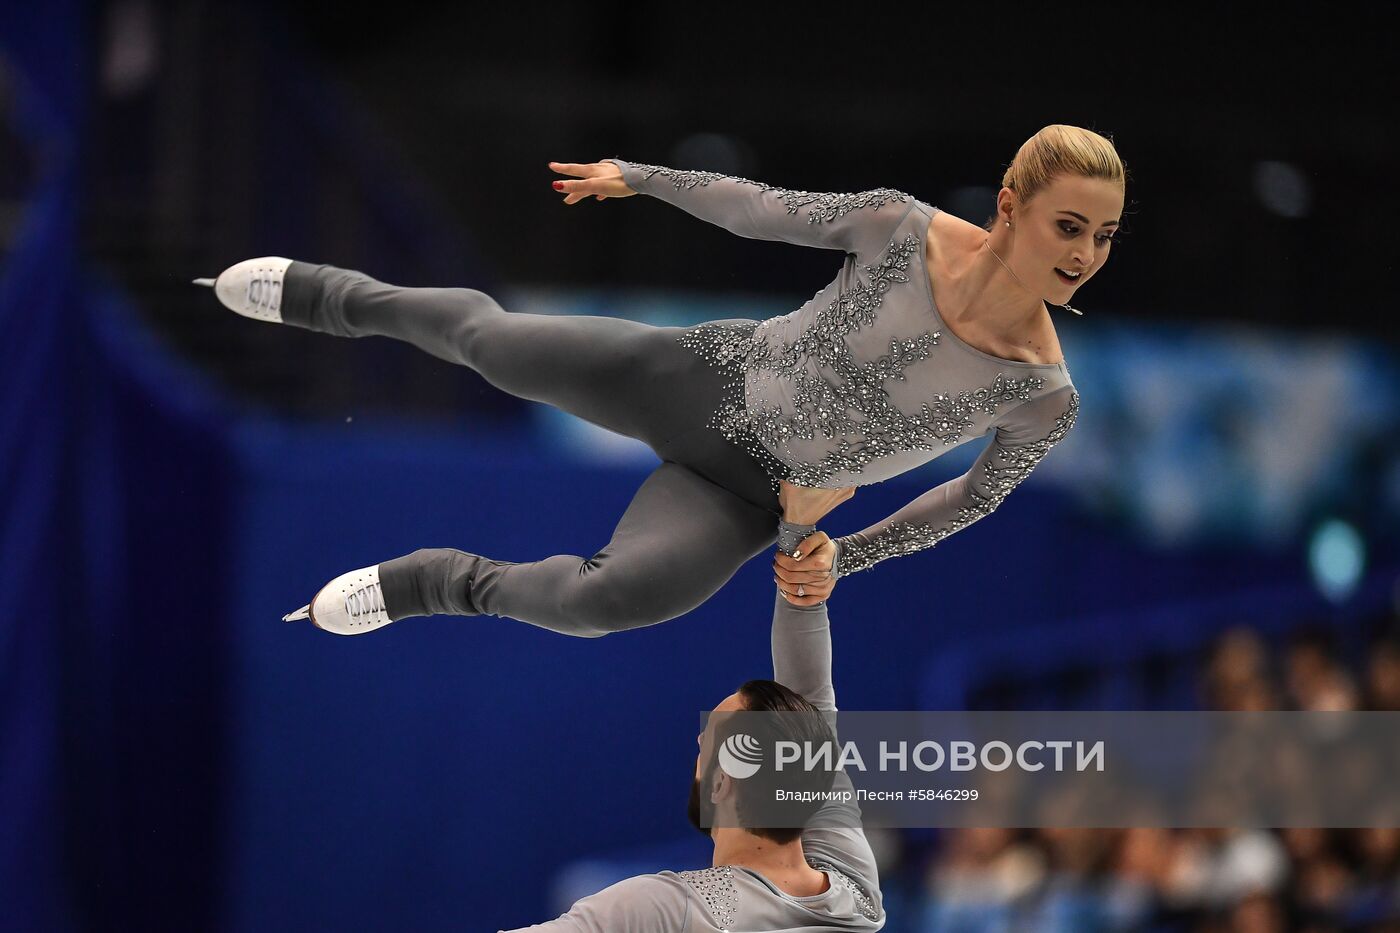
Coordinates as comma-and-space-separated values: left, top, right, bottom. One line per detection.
831, 386, 1081, 577
580, 158, 914, 264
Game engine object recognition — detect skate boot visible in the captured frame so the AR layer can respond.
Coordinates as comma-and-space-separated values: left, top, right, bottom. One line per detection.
283, 564, 394, 636
193, 256, 294, 324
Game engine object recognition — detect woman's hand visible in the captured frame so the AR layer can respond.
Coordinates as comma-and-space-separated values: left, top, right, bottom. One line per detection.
778, 479, 855, 525
549, 161, 637, 205
774, 530, 837, 607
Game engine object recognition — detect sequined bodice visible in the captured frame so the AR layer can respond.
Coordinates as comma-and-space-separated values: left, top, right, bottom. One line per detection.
676, 202, 1075, 490
603, 158, 1081, 577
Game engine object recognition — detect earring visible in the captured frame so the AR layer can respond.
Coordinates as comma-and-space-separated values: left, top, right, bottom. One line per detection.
1005, 222, 1010, 228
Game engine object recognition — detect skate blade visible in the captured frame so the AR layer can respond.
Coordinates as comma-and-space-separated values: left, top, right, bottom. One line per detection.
283, 604, 311, 622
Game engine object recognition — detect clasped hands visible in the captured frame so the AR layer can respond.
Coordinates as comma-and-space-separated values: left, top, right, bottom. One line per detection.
773, 480, 855, 607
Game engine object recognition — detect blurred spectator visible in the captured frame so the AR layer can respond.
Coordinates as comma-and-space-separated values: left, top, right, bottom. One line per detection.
1160, 829, 1287, 912
907, 606, 1400, 931
919, 828, 1045, 930
1365, 635, 1400, 710
1227, 891, 1287, 933
1203, 628, 1281, 710
1285, 627, 1359, 711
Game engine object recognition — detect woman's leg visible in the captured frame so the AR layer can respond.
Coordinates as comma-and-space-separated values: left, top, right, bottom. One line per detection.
280, 262, 713, 450
376, 461, 778, 637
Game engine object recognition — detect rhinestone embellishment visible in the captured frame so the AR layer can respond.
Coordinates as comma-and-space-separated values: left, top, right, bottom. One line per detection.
833, 391, 1080, 575
808, 857, 880, 922
648, 166, 1078, 574
680, 232, 966, 491
625, 162, 911, 227
678, 865, 738, 928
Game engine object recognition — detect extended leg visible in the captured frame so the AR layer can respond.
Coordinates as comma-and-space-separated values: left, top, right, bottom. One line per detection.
376, 461, 778, 637
280, 262, 709, 449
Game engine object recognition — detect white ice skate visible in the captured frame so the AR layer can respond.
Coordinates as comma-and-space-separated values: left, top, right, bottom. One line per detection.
282, 564, 394, 636
193, 256, 293, 323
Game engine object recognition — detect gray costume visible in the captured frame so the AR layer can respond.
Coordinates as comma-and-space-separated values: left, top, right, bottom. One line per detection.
276, 159, 1077, 634
499, 592, 884, 931
603, 160, 1079, 577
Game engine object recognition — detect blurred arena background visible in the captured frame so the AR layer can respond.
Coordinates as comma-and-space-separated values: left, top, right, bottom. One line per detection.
4, 3, 1398, 930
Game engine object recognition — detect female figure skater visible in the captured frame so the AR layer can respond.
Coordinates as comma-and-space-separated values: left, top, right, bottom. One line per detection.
197, 124, 1125, 636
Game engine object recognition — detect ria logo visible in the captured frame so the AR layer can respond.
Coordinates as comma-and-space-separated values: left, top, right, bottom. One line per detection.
718, 733, 763, 779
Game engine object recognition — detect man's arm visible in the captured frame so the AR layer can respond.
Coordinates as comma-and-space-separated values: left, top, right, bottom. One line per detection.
768, 590, 882, 912
498, 873, 688, 932
602, 158, 913, 266
769, 588, 836, 712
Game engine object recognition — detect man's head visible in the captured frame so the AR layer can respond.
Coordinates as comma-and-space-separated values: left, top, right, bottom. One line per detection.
688, 679, 838, 845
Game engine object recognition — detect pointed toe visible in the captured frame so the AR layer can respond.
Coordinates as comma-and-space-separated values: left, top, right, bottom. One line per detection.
206, 257, 294, 323
300, 565, 392, 636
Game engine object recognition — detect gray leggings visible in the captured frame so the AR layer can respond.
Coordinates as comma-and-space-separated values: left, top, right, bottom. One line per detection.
281, 262, 782, 637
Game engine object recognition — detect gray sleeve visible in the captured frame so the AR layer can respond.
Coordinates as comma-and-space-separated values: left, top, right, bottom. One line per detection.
775, 518, 818, 558
769, 588, 836, 712
497, 874, 689, 932
768, 590, 882, 908
602, 158, 913, 264
832, 387, 1080, 577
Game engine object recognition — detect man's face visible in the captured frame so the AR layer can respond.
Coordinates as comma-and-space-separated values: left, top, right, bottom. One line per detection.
688, 691, 746, 836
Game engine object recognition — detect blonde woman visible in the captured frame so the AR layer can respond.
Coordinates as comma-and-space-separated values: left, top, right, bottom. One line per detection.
198, 125, 1126, 636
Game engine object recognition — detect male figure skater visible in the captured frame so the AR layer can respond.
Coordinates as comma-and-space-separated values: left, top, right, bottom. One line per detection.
500, 519, 882, 930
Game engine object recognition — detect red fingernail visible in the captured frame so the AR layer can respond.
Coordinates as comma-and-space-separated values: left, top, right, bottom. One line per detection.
552, 181, 564, 190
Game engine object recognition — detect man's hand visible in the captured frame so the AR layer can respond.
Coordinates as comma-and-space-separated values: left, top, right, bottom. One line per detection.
778, 480, 855, 525
774, 531, 837, 607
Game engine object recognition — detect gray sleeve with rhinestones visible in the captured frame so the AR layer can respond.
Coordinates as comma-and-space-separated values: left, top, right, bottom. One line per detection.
833, 386, 1081, 577
603, 158, 913, 263
496, 872, 690, 932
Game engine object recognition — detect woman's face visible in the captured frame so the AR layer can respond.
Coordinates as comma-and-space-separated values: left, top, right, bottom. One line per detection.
1006, 175, 1124, 301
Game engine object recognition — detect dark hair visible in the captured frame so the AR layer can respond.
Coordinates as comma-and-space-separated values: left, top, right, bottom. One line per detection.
703, 679, 839, 845
737, 679, 821, 714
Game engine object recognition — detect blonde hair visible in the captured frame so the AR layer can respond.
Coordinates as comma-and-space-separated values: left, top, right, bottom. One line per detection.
986, 125, 1128, 230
